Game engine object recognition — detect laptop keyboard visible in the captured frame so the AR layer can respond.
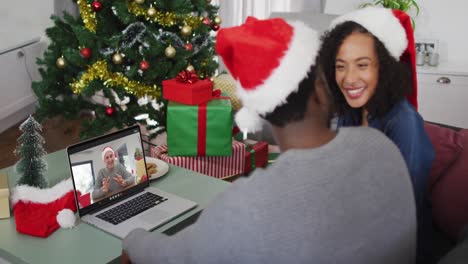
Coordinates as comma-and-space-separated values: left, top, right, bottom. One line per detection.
96, 192, 167, 225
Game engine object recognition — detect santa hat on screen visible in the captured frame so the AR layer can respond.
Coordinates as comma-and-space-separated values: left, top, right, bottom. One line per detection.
329, 7, 418, 109
215, 16, 320, 132
101, 146, 116, 160
11, 178, 78, 238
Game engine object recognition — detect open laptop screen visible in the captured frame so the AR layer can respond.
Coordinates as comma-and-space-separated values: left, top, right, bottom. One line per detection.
67, 126, 149, 216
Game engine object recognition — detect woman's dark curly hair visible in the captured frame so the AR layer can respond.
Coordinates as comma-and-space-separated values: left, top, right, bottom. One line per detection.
263, 65, 332, 127
317, 21, 412, 120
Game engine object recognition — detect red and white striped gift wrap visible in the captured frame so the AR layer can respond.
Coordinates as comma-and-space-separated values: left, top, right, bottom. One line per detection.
150, 141, 245, 179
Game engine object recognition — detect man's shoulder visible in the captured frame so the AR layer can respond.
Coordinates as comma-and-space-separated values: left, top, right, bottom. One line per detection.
115, 163, 127, 171
339, 126, 396, 146
97, 168, 105, 177
338, 127, 406, 163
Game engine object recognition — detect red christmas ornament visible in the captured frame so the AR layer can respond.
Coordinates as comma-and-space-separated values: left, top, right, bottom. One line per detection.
92, 1, 103, 12
202, 17, 211, 26
184, 43, 193, 51
80, 47, 92, 59
139, 60, 150, 70
212, 24, 220, 31
105, 106, 115, 116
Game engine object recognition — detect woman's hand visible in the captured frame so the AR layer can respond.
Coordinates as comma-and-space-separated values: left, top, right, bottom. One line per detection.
114, 174, 127, 187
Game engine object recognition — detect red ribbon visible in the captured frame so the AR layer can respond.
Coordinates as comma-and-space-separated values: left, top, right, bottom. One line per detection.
176, 70, 199, 84
197, 102, 207, 156
212, 89, 230, 100
212, 89, 222, 98
196, 90, 231, 156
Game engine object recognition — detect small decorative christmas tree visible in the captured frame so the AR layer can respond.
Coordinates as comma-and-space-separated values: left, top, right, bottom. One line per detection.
134, 147, 143, 161
15, 116, 48, 188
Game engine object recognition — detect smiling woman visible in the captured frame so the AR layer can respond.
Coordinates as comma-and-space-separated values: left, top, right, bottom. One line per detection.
317, 7, 435, 263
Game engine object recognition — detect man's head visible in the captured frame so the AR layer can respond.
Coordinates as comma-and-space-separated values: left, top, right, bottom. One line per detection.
102, 146, 116, 170
263, 65, 332, 128
216, 17, 329, 133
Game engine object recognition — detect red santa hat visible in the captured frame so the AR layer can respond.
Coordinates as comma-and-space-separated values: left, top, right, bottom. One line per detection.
101, 146, 116, 160
215, 16, 320, 132
329, 7, 418, 109
11, 178, 78, 238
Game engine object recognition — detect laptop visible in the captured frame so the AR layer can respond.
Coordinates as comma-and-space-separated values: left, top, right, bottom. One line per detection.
67, 125, 197, 239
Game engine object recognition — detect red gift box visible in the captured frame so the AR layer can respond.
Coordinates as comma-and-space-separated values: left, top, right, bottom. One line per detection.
244, 141, 269, 174
151, 141, 245, 179
162, 76, 213, 105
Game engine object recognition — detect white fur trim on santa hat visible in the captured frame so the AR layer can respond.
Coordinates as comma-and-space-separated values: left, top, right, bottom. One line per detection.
102, 146, 115, 160
11, 178, 73, 206
235, 107, 264, 133
329, 7, 407, 59
236, 21, 319, 121
57, 209, 76, 228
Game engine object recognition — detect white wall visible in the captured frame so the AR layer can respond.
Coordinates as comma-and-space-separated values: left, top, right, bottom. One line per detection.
0, 0, 80, 133
413, 0, 468, 64
218, 0, 322, 28
323, 0, 468, 64
0, 0, 53, 133
0, 1, 53, 53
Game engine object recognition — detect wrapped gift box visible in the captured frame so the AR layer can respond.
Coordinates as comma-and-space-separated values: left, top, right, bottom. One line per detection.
151, 141, 245, 179
243, 140, 269, 174
0, 173, 10, 219
162, 75, 213, 105
167, 98, 233, 156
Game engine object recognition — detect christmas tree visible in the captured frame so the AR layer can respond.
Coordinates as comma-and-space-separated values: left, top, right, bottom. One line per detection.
32, 0, 220, 139
15, 116, 48, 188
134, 147, 143, 160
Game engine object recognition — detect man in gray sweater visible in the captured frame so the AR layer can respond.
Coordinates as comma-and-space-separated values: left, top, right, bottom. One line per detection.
92, 146, 135, 200
122, 17, 416, 263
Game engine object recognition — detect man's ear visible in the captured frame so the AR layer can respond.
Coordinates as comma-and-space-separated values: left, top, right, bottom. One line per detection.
314, 77, 330, 109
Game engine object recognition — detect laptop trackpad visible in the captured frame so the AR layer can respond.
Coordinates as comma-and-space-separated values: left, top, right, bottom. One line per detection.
141, 209, 171, 224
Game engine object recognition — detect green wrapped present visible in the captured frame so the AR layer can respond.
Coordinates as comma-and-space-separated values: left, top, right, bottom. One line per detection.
167, 98, 233, 156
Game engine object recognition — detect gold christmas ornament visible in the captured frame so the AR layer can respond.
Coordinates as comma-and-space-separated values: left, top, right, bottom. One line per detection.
165, 45, 176, 58
134, 0, 145, 4
56, 57, 66, 69
181, 25, 192, 36
214, 16, 222, 25
186, 64, 195, 72
147, 7, 157, 17
112, 52, 123, 64
77, 0, 97, 33
70, 60, 160, 98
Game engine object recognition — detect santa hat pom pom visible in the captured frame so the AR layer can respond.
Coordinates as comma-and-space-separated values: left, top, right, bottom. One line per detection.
235, 107, 264, 133
57, 209, 76, 228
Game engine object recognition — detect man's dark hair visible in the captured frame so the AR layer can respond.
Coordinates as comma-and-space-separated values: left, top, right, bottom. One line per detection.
317, 21, 412, 120
263, 65, 327, 127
